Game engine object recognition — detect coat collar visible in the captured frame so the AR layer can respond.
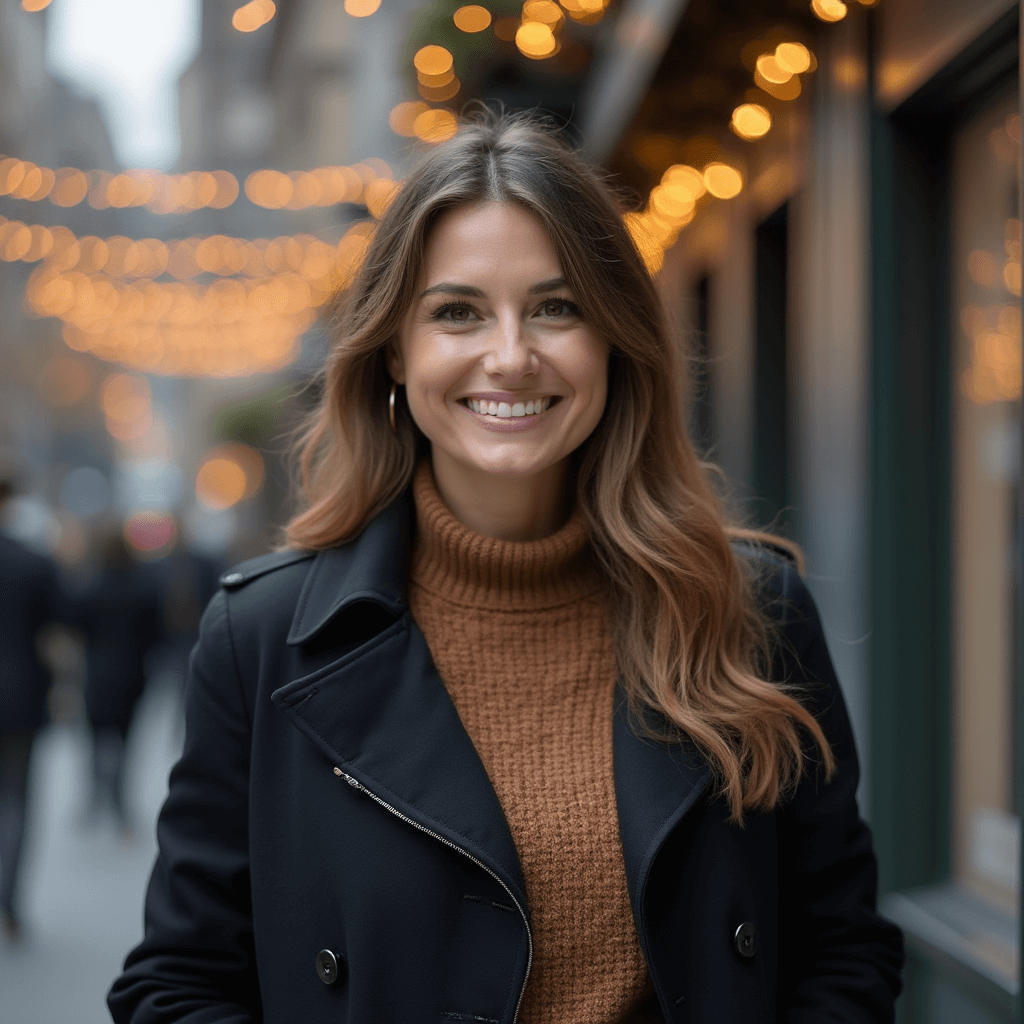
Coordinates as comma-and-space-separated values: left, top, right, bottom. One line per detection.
286, 493, 411, 646
275, 490, 712, 913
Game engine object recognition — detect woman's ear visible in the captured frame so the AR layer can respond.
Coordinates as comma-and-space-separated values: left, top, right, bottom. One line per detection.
385, 341, 405, 384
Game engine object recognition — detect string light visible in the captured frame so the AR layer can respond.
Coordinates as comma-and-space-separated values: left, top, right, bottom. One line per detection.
413, 109, 458, 143
344, 0, 382, 15
232, 0, 277, 32
811, 0, 847, 22
0, 156, 394, 213
453, 5, 492, 32
731, 103, 772, 140
9, 212, 378, 375
414, 45, 454, 76
627, 28, 827, 273
516, 21, 557, 58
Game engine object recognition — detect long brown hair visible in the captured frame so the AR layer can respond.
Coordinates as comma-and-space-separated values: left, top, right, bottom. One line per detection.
286, 110, 834, 821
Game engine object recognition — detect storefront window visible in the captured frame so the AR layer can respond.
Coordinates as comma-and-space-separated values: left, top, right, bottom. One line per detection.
951, 85, 1022, 953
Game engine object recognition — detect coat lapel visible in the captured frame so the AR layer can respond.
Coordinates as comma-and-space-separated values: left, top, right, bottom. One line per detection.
272, 497, 526, 903
613, 695, 712, 912
273, 494, 713, 914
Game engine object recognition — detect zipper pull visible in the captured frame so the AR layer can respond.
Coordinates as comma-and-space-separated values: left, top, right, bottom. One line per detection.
333, 767, 365, 792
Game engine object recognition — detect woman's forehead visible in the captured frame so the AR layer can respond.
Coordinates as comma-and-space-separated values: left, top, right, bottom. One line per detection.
418, 202, 564, 288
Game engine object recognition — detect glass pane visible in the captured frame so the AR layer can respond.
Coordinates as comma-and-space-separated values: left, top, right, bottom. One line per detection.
951, 85, 1022, 929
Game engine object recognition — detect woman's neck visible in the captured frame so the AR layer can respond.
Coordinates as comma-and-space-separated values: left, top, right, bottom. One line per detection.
429, 451, 570, 541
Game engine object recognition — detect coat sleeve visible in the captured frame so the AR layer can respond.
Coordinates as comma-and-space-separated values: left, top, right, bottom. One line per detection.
107, 589, 261, 1024
772, 562, 904, 1024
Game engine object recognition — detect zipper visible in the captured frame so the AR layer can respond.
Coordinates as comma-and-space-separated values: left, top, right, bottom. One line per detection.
334, 767, 533, 1023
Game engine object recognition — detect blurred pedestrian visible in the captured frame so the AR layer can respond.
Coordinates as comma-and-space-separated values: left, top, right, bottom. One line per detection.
157, 538, 222, 696
74, 529, 161, 839
0, 474, 61, 942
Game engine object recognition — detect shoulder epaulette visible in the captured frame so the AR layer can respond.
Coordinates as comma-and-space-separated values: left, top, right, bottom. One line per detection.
219, 548, 316, 589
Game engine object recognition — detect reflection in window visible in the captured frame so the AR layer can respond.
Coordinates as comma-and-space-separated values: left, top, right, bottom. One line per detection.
951, 89, 1022, 947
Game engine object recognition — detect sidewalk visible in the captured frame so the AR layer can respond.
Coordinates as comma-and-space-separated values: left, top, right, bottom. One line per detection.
0, 680, 182, 1024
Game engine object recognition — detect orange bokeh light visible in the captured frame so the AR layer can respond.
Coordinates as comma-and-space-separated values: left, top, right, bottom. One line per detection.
453, 5, 491, 32
414, 45, 454, 76
232, 0, 276, 32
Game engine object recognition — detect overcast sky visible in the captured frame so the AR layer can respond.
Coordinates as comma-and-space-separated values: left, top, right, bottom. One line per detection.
46, 0, 201, 169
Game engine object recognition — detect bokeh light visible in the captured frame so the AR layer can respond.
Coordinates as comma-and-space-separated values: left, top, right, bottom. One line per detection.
102, 372, 153, 441
124, 510, 177, 556
516, 21, 557, 59
731, 103, 772, 140
389, 101, 431, 136
345, 0, 381, 15
453, 5, 491, 31
195, 444, 265, 510
232, 0, 277, 32
414, 45, 454, 76
703, 163, 744, 199
775, 42, 812, 74
811, 0, 847, 22
413, 108, 458, 143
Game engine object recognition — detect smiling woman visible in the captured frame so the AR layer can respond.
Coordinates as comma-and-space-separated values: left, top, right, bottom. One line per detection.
389, 202, 608, 540
109, 110, 903, 1024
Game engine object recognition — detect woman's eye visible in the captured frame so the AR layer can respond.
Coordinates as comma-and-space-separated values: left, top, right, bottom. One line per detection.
432, 303, 477, 323
539, 299, 578, 318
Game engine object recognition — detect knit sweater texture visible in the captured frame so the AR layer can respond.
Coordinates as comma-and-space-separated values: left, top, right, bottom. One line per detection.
409, 463, 656, 1024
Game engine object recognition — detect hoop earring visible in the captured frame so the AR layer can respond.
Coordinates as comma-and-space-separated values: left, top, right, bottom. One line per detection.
389, 383, 397, 434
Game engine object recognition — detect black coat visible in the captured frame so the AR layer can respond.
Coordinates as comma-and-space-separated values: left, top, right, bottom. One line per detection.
108, 495, 904, 1024
0, 533, 60, 732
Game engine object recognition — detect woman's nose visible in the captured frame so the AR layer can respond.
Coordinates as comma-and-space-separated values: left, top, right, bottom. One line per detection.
482, 317, 539, 378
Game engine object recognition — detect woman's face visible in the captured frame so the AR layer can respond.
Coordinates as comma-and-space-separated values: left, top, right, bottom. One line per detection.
391, 201, 609, 492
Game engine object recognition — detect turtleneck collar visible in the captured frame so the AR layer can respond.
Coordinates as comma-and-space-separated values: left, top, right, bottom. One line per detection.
409, 461, 602, 611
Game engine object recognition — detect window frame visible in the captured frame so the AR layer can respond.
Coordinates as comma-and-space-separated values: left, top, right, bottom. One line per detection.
868, 5, 1023, 1018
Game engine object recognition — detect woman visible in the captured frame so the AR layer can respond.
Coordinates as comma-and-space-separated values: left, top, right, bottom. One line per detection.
109, 112, 903, 1024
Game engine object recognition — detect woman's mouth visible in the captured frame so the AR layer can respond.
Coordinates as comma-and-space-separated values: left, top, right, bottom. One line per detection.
461, 397, 557, 419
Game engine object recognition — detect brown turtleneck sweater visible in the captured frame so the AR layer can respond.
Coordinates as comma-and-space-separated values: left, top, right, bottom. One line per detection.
409, 463, 655, 1024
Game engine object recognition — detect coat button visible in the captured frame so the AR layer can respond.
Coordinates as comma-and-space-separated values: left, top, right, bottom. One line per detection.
315, 949, 340, 984
734, 922, 757, 959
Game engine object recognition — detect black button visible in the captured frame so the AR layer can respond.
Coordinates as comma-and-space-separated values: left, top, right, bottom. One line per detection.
315, 948, 340, 984
734, 921, 757, 959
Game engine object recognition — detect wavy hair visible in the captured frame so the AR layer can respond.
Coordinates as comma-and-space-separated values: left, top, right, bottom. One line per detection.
285, 110, 834, 821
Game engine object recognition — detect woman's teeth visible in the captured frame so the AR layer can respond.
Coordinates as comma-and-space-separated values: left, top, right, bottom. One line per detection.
466, 397, 551, 418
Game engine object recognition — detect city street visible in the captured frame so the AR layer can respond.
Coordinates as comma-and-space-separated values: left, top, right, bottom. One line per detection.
0, 681, 182, 1024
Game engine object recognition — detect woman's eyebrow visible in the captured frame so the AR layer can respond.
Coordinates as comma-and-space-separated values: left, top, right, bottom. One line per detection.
419, 277, 568, 300
528, 277, 568, 294
420, 282, 485, 299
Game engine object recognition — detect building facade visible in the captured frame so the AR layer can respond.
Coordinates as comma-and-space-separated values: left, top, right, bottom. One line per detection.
575, 1, 1022, 1019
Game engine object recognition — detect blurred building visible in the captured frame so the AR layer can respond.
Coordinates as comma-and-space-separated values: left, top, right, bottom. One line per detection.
573, 1, 1022, 1020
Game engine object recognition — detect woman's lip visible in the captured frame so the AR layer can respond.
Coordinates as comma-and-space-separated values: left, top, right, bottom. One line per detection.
460, 391, 554, 403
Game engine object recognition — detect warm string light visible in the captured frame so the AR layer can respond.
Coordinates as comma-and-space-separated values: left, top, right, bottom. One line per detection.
0, 157, 395, 213
556, 0, 606, 25
516, 1, 563, 59
630, 38, 819, 274
232, 0, 277, 32
344, 0, 382, 15
196, 443, 265, 509
413, 45, 461, 103
453, 5, 492, 32
6, 215, 378, 376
